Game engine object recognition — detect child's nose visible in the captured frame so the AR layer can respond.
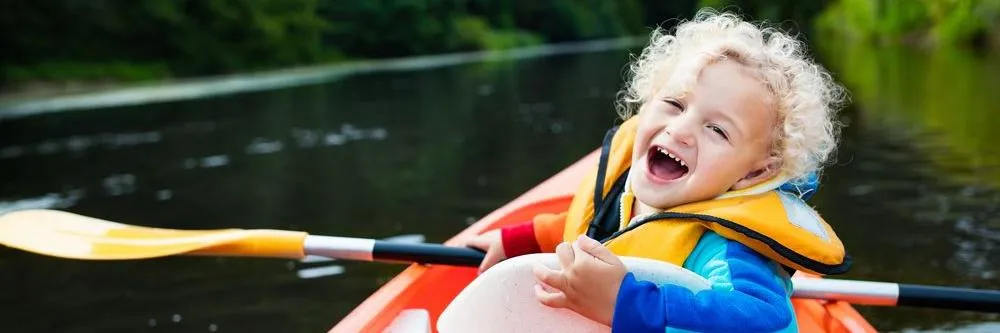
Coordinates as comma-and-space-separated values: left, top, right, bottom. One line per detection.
672, 129, 695, 146
666, 116, 696, 146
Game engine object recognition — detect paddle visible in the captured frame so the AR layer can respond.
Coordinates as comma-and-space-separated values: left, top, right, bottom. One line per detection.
0, 209, 484, 266
2, 209, 999, 313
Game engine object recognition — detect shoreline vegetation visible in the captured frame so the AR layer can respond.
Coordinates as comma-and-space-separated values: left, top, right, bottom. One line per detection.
1, 0, 996, 111
815, 0, 1000, 49
0, 0, 667, 101
0, 37, 645, 118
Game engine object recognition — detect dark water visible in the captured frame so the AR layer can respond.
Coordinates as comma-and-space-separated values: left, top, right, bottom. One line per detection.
1, 45, 999, 332
814, 42, 1000, 332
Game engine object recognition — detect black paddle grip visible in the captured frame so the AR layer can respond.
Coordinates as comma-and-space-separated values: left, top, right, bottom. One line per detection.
898, 283, 1000, 313
372, 241, 486, 267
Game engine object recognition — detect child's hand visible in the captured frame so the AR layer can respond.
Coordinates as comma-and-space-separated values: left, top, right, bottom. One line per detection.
532, 235, 626, 327
465, 229, 506, 274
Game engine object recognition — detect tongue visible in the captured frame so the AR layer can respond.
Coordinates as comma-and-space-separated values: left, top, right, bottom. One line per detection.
650, 152, 687, 181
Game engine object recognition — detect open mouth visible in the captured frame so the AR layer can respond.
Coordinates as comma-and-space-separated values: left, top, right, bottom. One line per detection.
647, 146, 689, 182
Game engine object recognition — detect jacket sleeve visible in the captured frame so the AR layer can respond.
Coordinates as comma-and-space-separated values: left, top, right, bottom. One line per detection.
499, 211, 567, 257
611, 234, 795, 333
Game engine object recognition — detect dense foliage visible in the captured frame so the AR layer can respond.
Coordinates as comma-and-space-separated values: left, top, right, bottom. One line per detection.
1, 0, 688, 85
816, 0, 1000, 48
3, 0, 993, 88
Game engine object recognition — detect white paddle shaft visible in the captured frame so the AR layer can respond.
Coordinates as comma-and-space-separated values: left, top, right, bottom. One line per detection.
303, 235, 375, 261
792, 278, 898, 306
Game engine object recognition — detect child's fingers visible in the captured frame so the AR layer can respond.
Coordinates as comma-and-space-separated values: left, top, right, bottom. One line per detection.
555, 241, 575, 268
466, 237, 488, 250
569, 238, 591, 267
575, 234, 622, 266
534, 283, 567, 308
464, 230, 496, 250
478, 244, 504, 274
537, 279, 558, 293
532, 262, 567, 291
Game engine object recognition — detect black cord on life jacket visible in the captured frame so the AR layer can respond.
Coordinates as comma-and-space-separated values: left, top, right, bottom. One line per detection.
587, 125, 630, 241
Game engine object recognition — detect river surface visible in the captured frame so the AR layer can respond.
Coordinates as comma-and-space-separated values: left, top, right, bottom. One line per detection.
1, 43, 999, 332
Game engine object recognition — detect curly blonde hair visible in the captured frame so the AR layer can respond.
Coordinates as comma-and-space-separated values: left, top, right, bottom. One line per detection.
616, 9, 848, 182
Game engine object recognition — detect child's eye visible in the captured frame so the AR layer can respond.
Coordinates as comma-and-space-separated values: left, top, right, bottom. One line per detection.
663, 98, 684, 111
708, 125, 729, 141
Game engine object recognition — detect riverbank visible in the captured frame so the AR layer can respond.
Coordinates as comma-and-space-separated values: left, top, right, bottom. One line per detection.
0, 37, 645, 120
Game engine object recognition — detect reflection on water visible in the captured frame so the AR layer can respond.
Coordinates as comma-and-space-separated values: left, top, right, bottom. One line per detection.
0, 131, 163, 160
899, 322, 1000, 333
839, 134, 1000, 330
0, 192, 83, 214
296, 265, 347, 280
818, 40, 1000, 186
184, 155, 230, 169
816, 41, 1000, 331
1, 43, 999, 332
0, 50, 630, 333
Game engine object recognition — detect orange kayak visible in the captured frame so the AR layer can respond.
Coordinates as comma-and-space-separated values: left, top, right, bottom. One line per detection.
331, 150, 878, 333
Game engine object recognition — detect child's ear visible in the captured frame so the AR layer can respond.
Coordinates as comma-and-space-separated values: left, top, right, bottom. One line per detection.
732, 156, 781, 190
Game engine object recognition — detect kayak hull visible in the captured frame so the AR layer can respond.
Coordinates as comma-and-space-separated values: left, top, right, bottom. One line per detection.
331, 150, 877, 333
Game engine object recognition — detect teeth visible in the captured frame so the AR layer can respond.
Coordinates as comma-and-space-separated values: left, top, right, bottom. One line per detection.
657, 147, 686, 167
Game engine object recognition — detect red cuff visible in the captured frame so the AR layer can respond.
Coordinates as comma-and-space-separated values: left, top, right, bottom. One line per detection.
501, 222, 542, 258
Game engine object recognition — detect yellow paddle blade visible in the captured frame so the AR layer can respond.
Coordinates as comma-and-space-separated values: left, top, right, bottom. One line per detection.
0, 209, 308, 260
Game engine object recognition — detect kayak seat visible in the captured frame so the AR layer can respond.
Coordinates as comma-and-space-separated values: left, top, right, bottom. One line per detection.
437, 253, 711, 332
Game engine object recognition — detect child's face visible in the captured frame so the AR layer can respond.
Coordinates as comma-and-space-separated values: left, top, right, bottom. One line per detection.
629, 60, 780, 210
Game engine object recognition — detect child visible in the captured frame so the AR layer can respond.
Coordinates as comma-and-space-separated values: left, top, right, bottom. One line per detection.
466, 9, 851, 333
